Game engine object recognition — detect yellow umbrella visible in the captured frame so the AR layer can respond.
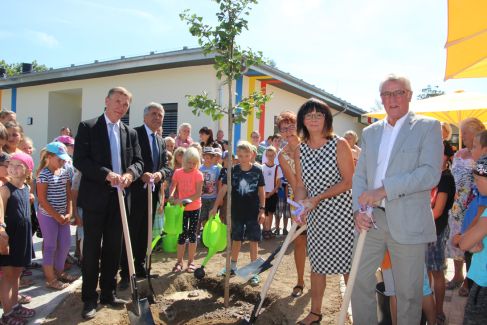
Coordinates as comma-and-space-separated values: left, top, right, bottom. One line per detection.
444, 0, 487, 80
363, 90, 487, 127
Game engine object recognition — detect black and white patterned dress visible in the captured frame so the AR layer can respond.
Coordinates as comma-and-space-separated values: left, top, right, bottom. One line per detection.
300, 136, 354, 274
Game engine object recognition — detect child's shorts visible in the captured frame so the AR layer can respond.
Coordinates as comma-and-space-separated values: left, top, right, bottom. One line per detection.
382, 264, 432, 297
276, 196, 290, 219
265, 193, 278, 214
231, 218, 261, 242
426, 227, 448, 272
76, 207, 84, 241
200, 198, 216, 223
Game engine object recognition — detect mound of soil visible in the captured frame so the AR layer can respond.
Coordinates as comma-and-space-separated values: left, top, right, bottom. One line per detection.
45, 236, 350, 324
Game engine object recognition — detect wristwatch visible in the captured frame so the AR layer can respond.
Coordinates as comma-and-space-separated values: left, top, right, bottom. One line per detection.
0, 223, 6, 229
259, 206, 265, 211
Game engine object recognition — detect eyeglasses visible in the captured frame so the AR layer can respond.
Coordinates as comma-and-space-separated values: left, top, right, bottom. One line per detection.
304, 113, 325, 120
279, 124, 296, 133
380, 89, 409, 98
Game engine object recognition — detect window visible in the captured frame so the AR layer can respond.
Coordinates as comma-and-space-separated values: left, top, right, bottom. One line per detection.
162, 103, 178, 137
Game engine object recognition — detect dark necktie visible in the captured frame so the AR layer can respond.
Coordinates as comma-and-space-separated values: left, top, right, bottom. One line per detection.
151, 133, 159, 172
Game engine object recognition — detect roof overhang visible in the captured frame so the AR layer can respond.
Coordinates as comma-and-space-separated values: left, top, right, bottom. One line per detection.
0, 47, 365, 116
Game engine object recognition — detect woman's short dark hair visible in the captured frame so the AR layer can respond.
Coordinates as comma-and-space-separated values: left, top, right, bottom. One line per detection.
297, 98, 334, 141
199, 126, 214, 146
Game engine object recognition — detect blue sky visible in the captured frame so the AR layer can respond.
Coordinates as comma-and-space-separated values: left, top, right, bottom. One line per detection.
1, 0, 486, 111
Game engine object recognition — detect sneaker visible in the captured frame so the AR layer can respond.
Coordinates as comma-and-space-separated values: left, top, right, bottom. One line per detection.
218, 267, 236, 277
250, 274, 260, 286
12, 304, 35, 318
283, 229, 289, 236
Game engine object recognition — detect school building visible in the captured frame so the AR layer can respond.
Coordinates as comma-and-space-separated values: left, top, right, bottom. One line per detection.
0, 47, 367, 152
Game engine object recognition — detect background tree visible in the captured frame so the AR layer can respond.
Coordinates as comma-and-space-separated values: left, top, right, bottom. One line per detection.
181, 0, 271, 307
0, 60, 48, 77
417, 84, 445, 100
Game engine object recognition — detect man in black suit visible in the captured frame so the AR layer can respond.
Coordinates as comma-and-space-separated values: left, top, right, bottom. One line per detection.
119, 102, 170, 288
73, 87, 143, 319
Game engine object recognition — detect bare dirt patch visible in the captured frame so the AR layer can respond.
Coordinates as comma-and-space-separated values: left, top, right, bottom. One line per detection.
45, 237, 350, 324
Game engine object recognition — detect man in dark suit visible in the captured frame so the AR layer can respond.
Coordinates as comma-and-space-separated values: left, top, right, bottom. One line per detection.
73, 87, 143, 319
119, 102, 170, 289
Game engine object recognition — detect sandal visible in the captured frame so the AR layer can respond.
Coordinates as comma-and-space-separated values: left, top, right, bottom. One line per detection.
12, 305, 35, 318
21, 270, 32, 276
186, 263, 196, 273
292, 285, 304, 297
18, 294, 32, 304
446, 279, 463, 290
436, 313, 446, 325
46, 279, 69, 290
58, 273, 79, 283
172, 262, 183, 273
0, 314, 26, 325
458, 286, 470, 297
19, 278, 34, 289
297, 311, 322, 325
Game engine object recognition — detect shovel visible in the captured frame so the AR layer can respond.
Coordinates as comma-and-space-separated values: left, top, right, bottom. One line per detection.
236, 198, 306, 281
337, 206, 373, 325
145, 181, 156, 304
241, 222, 307, 324
117, 188, 155, 325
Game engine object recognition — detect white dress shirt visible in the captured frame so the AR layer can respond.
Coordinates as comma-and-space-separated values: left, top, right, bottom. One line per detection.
144, 124, 158, 156
373, 114, 408, 205
104, 114, 121, 172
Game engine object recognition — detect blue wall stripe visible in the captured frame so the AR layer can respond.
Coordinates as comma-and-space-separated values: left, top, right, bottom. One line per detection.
11, 88, 17, 112
233, 76, 243, 152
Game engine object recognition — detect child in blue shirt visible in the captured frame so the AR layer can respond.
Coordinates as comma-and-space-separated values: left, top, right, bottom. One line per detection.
199, 147, 220, 230
460, 155, 487, 325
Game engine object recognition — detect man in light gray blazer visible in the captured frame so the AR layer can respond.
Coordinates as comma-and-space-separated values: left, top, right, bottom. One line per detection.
351, 74, 443, 324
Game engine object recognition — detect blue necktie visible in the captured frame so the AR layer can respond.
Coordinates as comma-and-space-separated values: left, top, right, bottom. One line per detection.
151, 133, 159, 172
109, 123, 121, 174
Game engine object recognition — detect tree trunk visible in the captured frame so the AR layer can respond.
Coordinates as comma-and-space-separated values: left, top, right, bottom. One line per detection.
224, 77, 233, 308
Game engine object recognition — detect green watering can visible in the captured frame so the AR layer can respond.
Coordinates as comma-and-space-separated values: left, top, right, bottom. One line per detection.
163, 203, 184, 236
194, 213, 227, 279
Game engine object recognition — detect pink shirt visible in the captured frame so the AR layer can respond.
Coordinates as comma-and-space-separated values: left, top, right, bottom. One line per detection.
171, 168, 203, 211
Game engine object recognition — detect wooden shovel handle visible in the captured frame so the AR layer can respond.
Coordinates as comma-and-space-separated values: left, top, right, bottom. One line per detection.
338, 229, 367, 325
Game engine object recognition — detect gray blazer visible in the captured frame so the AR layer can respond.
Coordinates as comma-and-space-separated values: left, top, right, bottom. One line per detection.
352, 112, 443, 244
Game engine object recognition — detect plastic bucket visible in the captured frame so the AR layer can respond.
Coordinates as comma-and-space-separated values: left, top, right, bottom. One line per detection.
163, 203, 183, 235
162, 234, 178, 253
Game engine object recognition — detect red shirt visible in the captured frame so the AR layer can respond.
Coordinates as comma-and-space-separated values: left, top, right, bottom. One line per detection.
171, 168, 203, 211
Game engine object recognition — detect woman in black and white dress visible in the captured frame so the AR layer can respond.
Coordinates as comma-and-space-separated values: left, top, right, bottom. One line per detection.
294, 98, 355, 325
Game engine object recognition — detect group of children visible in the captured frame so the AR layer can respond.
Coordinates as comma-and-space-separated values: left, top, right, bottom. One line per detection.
0, 117, 77, 325
165, 137, 292, 286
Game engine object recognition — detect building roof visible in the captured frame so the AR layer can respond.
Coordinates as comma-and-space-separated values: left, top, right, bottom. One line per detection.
0, 47, 366, 116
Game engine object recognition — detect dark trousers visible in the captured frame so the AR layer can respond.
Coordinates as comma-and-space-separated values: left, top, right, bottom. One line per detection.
81, 192, 123, 303
120, 190, 158, 279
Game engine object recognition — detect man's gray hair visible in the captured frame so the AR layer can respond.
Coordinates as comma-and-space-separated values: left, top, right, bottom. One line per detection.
144, 102, 164, 116
379, 73, 412, 93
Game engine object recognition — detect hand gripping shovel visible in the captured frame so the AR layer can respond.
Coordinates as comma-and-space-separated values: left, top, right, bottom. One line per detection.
241, 222, 306, 324
337, 206, 373, 325
117, 188, 155, 325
